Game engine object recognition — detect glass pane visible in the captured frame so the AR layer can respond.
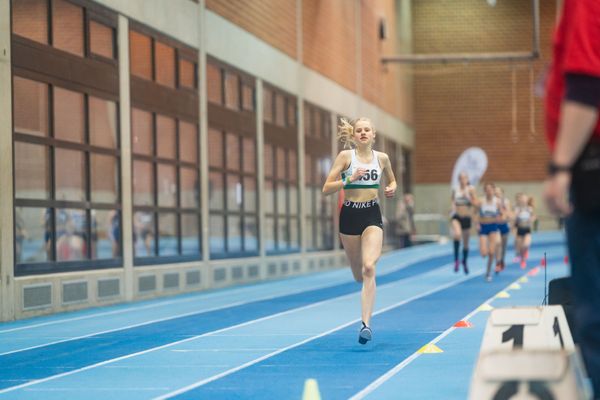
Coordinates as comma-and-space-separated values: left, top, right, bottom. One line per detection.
206, 63, 222, 104
15, 142, 49, 199
208, 128, 223, 167
304, 106, 312, 136
242, 84, 254, 111
264, 143, 273, 178
54, 87, 84, 143
323, 113, 331, 138
209, 172, 224, 210
179, 121, 197, 163
304, 153, 312, 184
13, 77, 48, 137
289, 217, 299, 251
226, 174, 241, 211
278, 218, 288, 249
156, 114, 176, 159
305, 218, 314, 250
90, 20, 114, 59
12, 0, 48, 43
265, 216, 275, 252
157, 164, 176, 208
275, 94, 285, 127
179, 59, 196, 89
314, 111, 322, 138
89, 96, 118, 148
155, 41, 175, 88
226, 133, 240, 171
276, 147, 286, 180
92, 209, 121, 259
289, 185, 298, 216
180, 167, 198, 208
55, 149, 85, 201
181, 213, 199, 255
131, 108, 153, 155
243, 177, 256, 213
52, 0, 84, 56
288, 151, 297, 183
224, 72, 239, 110
322, 219, 334, 250
56, 208, 88, 262
277, 185, 286, 215
209, 214, 225, 254
133, 160, 154, 206
15, 207, 48, 263
244, 216, 258, 252
287, 101, 296, 127
134, 211, 155, 257
91, 154, 118, 203
243, 138, 255, 172
263, 88, 273, 123
227, 215, 241, 253
129, 30, 152, 80
264, 180, 274, 213
158, 213, 177, 256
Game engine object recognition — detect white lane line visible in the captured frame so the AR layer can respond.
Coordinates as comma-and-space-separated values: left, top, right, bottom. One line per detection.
0, 249, 446, 337
153, 271, 481, 400
348, 270, 534, 400
0, 252, 449, 354
0, 263, 462, 395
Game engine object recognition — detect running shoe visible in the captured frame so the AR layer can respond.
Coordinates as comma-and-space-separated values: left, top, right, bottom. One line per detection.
462, 260, 469, 275
485, 275, 492, 282
520, 259, 527, 269
358, 322, 372, 345
454, 260, 460, 273
495, 262, 502, 274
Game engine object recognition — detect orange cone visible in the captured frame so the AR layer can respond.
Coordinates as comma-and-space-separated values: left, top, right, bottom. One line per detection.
454, 320, 473, 328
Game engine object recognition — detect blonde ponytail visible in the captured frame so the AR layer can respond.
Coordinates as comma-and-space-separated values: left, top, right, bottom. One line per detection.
337, 118, 355, 149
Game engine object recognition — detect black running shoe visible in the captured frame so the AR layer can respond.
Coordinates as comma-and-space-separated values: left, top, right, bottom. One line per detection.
358, 322, 372, 345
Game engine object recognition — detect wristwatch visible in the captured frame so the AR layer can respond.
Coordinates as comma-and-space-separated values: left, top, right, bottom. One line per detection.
547, 161, 571, 176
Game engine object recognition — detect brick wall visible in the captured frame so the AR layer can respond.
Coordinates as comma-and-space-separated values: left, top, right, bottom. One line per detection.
207, 0, 409, 120
206, 0, 298, 58
413, 0, 557, 184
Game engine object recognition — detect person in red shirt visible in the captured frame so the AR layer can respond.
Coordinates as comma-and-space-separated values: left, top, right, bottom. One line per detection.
544, 0, 600, 397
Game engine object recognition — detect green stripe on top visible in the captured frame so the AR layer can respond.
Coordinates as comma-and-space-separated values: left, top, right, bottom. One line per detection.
344, 184, 380, 189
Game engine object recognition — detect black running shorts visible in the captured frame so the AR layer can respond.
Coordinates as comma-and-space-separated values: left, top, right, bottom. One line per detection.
339, 199, 383, 235
452, 214, 472, 230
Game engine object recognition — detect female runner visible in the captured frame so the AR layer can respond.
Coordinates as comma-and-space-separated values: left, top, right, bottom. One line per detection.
450, 172, 476, 274
473, 182, 501, 282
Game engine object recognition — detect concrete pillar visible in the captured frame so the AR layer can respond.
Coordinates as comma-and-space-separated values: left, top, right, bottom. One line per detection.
0, 0, 15, 321
117, 15, 134, 301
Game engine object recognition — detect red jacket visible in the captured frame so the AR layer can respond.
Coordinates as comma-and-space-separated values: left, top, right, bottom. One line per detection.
545, 0, 600, 149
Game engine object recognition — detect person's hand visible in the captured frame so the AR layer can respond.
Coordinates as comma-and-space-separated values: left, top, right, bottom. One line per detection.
350, 168, 367, 182
384, 185, 396, 198
543, 172, 572, 216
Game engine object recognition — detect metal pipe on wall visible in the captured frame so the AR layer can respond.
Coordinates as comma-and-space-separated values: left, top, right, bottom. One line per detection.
382, 0, 540, 64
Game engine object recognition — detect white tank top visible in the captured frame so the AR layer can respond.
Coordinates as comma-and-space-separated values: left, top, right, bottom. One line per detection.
515, 206, 533, 227
480, 197, 500, 219
341, 150, 382, 189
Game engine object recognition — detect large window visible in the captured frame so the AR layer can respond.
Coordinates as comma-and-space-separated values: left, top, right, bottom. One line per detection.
263, 85, 299, 254
12, 0, 120, 275
129, 27, 200, 265
13, 77, 121, 273
12, 0, 117, 61
304, 103, 334, 251
207, 59, 258, 259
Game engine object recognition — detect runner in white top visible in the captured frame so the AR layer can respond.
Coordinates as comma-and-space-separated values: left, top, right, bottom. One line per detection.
323, 117, 397, 345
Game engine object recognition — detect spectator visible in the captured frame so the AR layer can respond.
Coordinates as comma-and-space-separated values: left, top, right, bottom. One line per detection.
543, 0, 600, 397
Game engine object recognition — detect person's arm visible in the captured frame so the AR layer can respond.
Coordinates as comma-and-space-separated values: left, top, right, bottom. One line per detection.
544, 74, 600, 215
380, 152, 397, 198
322, 151, 365, 196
